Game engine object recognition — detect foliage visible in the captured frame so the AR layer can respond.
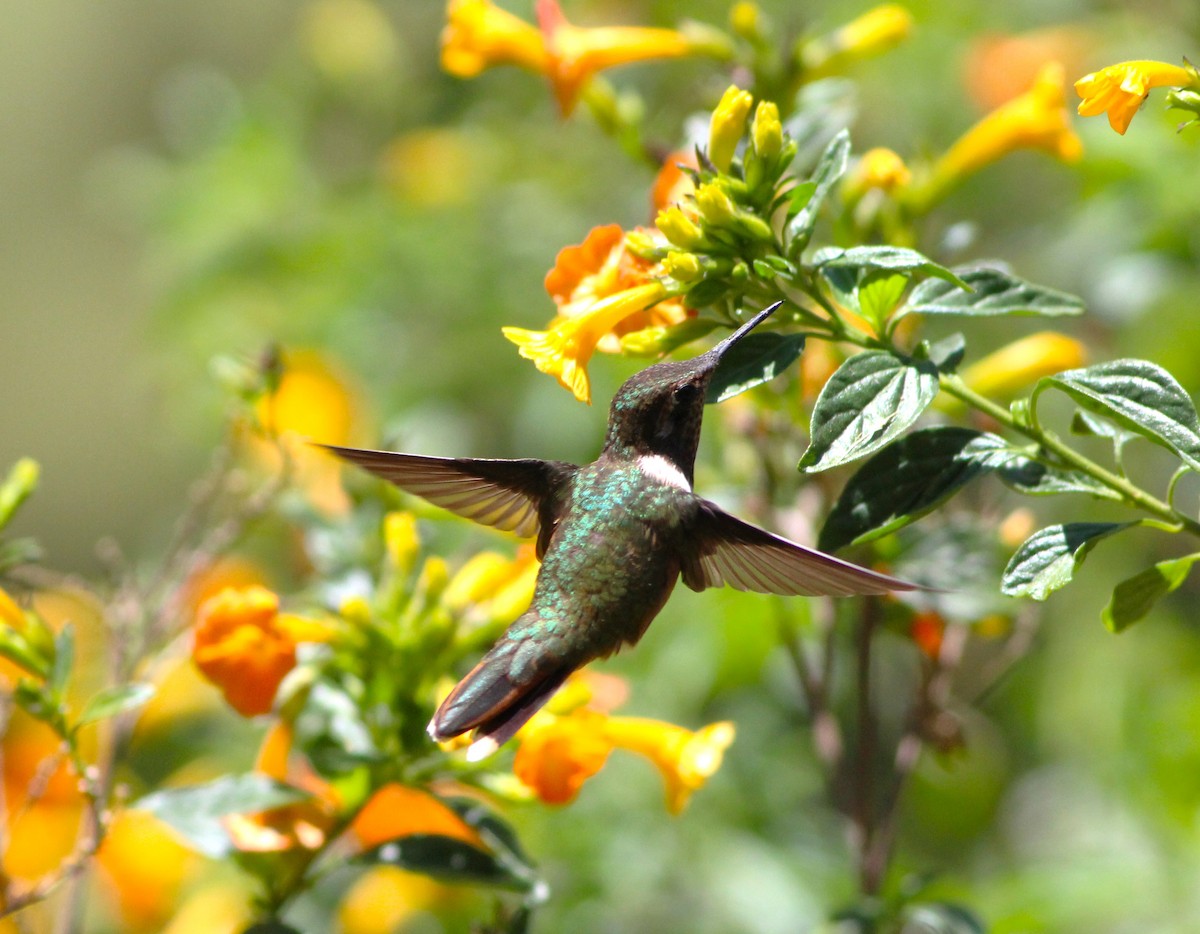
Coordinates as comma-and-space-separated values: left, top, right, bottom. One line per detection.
4, 1, 1200, 932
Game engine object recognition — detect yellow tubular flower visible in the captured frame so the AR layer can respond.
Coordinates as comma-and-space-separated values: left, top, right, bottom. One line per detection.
959, 331, 1087, 401
384, 511, 420, 574
503, 280, 668, 404
928, 62, 1082, 199
803, 3, 914, 78
513, 709, 615, 805
441, 0, 549, 77
603, 717, 735, 814
1075, 60, 1195, 134
751, 100, 783, 161
850, 147, 912, 195
708, 85, 754, 171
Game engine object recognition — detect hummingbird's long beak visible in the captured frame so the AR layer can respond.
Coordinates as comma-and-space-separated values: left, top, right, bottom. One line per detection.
709, 301, 783, 361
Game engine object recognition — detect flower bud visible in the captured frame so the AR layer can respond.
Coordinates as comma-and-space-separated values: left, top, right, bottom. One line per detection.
708, 85, 753, 172
656, 206, 706, 249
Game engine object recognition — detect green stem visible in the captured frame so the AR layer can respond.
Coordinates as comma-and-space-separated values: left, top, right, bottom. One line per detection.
939, 373, 1200, 536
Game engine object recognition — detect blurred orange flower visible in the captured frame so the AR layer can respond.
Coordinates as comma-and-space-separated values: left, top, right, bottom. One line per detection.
441, 0, 702, 115
909, 611, 945, 661
964, 27, 1092, 112
96, 810, 199, 932
1075, 59, 1195, 134
192, 586, 328, 717
651, 149, 698, 214
514, 705, 734, 814
251, 350, 365, 516
2, 714, 86, 883
958, 331, 1087, 401
223, 721, 340, 853
350, 784, 484, 851
505, 224, 690, 403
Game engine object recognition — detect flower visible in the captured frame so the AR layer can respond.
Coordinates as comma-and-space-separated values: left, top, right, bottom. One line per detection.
505, 224, 689, 403
802, 4, 914, 79
926, 62, 1082, 200
708, 85, 754, 172
96, 811, 198, 931
964, 27, 1092, 112
650, 149, 698, 214
505, 281, 668, 403
339, 866, 461, 934
444, 544, 539, 624
192, 586, 328, 717
604, 717, 735, 814
441, 0, 549, 77
251, 350, 365, 516
223, 721, 341, 853
849, 147, 912, 195
909, 611, 945, 661
959, 331, 1087, 401
350, 784, 485, 851
1075, 59, 1195, 134
514, 706, 734, 813
442, 0, 702, 116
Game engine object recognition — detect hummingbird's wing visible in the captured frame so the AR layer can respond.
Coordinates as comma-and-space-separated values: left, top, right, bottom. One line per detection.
323, 446, 578, 556
679, 501, 919, 597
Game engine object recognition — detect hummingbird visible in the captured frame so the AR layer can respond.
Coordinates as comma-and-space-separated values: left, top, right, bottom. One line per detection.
326, 303, 918, 759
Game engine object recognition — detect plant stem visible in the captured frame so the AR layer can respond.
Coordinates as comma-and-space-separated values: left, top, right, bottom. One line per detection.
939, 373, 1200, 536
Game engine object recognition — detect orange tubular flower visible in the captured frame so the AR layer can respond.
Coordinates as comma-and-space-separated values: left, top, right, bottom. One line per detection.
192, 586, 327, 717
1075, 60, 1195, 134
926, 62, 1082, 201
441, 0, 704, 116
505, 224, 688, 403
513, 707, 734, 813
351, 784, 485, 851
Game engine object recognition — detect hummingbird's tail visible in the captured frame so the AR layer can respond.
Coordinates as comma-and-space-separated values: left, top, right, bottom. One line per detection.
428, 627, 574, 761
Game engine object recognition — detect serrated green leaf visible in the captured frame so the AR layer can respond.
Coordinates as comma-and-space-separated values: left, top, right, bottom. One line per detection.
815, 245, 969, 290
800, 351, 940, 472
77, 682, 156, 726
901, 266, 1084, 319
1102, 554, 1200, 632
1001, 522, 1133, 600
986, 451, 1121, 499
819, 428, 998, 551
786, 129, 849, 245
1040, 359, 1200, 472
136, 774, 310, 858
707, 332, 805, 403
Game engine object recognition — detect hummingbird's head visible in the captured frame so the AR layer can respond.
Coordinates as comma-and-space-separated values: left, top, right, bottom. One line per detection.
601, 303, 780, 481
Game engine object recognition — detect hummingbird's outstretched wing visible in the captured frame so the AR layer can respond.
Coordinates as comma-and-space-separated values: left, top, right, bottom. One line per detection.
323, 445, 578, 557
679, 501, 920, 597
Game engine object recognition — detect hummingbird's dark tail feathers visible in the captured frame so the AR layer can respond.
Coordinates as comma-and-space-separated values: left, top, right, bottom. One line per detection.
428, 633, 572, 761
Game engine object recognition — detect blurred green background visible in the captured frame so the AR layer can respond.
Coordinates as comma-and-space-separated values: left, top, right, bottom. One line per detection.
5, 1, 1200, 931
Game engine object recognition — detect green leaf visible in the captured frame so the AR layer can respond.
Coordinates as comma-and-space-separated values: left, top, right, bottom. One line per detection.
1001, 523, 1133, 600
707, 332, 805, 403
294, 682, 381, 774
916, 333, 966, 372
0, 458, 40, 531
819, 428, 999, 551
786, 129, 849, 245
1102, 554, 1200, 632
986, 451, 1121, 500
799, 351, 940, 472
901, 266, 1084, 319
362, 835, 538, 892
858, 270, 910, 330
1070, 409, 1139, 460
1040, 359, 1200, 472
136, 774, 310, 858
814, 245, 969, 290
77, 682, 156, 727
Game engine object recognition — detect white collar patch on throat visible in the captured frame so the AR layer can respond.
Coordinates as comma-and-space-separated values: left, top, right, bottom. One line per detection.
637, 454, 692, 491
